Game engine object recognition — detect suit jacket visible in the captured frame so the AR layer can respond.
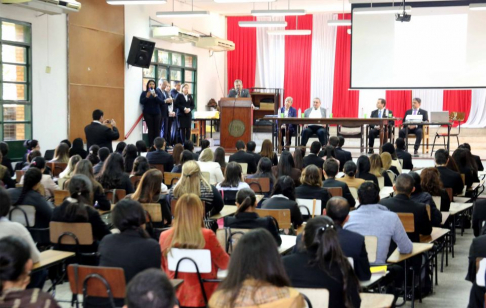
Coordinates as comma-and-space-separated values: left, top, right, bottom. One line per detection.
84, 122, 119, 153
323, 178, 356, 208
295, 185, 330, 212
279, 106, 297, 131
146, 150, 174, 173
473, 155, 484, 172
437, 166, 464, 195
370, 108, 394, 129
228, 88, 250, 98
396, 149, 413, 170
224, 212, 282, 246
174, 93, 195, 128
170, 89, 179, 100
379, 194, 432, 243
140, 89, 164, 115
320, 149, 346, 171
336, 147, 352, 171
246, 151, 261, 166
229, 150, 257, 174
304, 107, 326, 118
403, 108, 429, 129
303, 153, 324, 169
158, 89, 171, 117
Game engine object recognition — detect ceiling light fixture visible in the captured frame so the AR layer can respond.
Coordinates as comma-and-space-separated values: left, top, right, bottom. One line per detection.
470, 3, 486, 10
214, 0, 275, 2
156, 0, 208, 17
251, 9, 305, 16
107, 0, 166, 4
354, 6, 412, 14
327, 0, 351, 26
239, 21, 287, 27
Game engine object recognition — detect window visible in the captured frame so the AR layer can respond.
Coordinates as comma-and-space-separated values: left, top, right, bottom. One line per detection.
0, 19, 32, 142
142, 48, 197, 108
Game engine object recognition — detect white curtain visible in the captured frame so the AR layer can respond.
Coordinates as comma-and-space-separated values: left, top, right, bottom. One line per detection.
310, 13, 337, 111
411, 89, 443, 114
358, 90, 387, 118
464, 89, 486, 128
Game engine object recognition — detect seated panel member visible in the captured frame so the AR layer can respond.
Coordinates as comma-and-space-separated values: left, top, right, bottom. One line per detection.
301, 98, 328, 147
368, 98, 394, 154
279, 97, 297, 149
399, 98, 429, 155
228, 79, 251, 98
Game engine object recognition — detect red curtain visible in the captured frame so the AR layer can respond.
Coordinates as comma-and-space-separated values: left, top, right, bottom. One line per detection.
226, 16, 257, 91
283, 15, 313, 111
443, 90, 472, 126
385, 90, 412, 125
332, 13, 359, 118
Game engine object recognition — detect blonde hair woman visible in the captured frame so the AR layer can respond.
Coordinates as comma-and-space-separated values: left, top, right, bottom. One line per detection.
380, 152, 399, 183
159, 193, 229, 307
197, 148, 224, 185
369, 154, 392, 187
168, 160, 224, 216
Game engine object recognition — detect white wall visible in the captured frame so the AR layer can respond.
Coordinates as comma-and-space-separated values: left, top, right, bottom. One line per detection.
124, 4, 226, 144
0, 4, 68, 152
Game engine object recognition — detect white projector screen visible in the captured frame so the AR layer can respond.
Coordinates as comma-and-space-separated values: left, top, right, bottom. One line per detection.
351, 6, 486, 89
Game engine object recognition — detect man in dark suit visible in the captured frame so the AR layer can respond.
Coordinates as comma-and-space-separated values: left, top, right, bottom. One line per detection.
84, 109, 119, 153
228, 79, 251, 98
328, 136, 346, 170
379, 174, 432, 242
229, 140, 257, 174
466, 234, 486, 308
435, 149, 464, 195
460, 143, 484, 171
323, 159, 355, 208
169, 82, 181, 145
93, 147, 110, 175
279, 97, 297, 149
368, 98, 394, 154
303, 141, 324, 169
336, 135, 352, 171
158, 80, 174, 146
246, 141, 261, 167
395, 138, 413, 170
399, 98, 429, 155
146, 137, 174, 173
183, 140, 199, 161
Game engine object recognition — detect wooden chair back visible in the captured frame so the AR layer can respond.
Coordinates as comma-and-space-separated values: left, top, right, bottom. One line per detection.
164, 172, 181, 186
49, 222, 94, 245
244, 177, 271, 194
104, 189, 126, 204
191, 121, 201, 147
141, 203, 162, 223
48, 162, 67, 177
54, 190, 70, 206
9, 205, 36, 227
397, 213, 415, 232
150, 164, 165, 174
377, 176, 385, 190
364, 236, 378, 263
15, 170, 24, 183
67, 265, 126, 298
296, 288, 329, 308
237, 163, 248, 174
130, 176, 142, 190
296, 199, 322, 217
324, 187, 342, 197
216, 227, 251, 254
255, 208, 292, 229
407, 126, 429, 154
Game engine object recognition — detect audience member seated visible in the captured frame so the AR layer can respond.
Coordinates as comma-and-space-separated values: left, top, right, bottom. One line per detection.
224, 188, 281, 246
147, 137, 174, 173
272, 151, 301, 187
337, 161, 365, 190
466, 233, 486, 308
0, 151, 15, 189
20, 157, 58, 199
396, 138, 413, 170
124, 269, 177, 308
229, 140, 257, 174
69, 138, 87, 159
52, 174, 110, 254
0, 141, 14, 176
93, 147, 110, 175
214, 147, 227, 171
323, 159, 356, 208
369, 154, 392, 187
171, 150, 194, 173
379, 174, 432, 242
21, 139, 41, 166
0, 236, 60, 308
131, 156, 150, 177
60, 139, 72, 148
168, 161, 223, 216
262, 175, 303, 229
123, 144, 138, 173
59, 154, 82, 180
356, 155, 379, 186
128, 169, 171, 227
216, 162, 250, 204
318, 145, 341, 170
49, 143, 69, 164
209, 229, 303, 308
421, 167, 451, 212
381, 152, 400, 180
336, 135, 352, 171
328, 136, 347, 169
198, 148, 224, 185
160, 194, 229, 307
196, 139, 210, 155
246, 157, 276, 195
99, 199, 161, 283
292, 146, 305, 170
435, 149, 464, 195
20, 150, 42, 172
135, 140, 148, 156
283, 216, 361, 308
171, 143, 184, 169
184, 140, 199, 161
409, 172, 442, 227
97, 153, 135, 194
87, 145, 100, 166
303, 141, 324, 169
259, 139, 279, 166
300, 98, 328, 147
295, 165, 330, 209
460, 143, 484, 171
398, 98, 428, 155
246, 141, 261, 166
382, 142, 402, 174
453, 147, 480, 190
115, 142, 126, 156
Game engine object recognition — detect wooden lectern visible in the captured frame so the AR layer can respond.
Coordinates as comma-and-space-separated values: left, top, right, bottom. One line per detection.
219, 98, 253, 152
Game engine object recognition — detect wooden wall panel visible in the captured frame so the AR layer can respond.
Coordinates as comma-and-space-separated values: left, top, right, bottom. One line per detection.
69, 0, 124, 35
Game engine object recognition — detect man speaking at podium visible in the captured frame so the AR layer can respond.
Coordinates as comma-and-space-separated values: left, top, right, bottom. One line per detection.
228, 79, 250, 98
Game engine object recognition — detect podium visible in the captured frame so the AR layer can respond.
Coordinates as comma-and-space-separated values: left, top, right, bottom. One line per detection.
219, 98, 253, 151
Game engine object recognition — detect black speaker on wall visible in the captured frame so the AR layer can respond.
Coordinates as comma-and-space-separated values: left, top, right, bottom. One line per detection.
127, 37, 155, 68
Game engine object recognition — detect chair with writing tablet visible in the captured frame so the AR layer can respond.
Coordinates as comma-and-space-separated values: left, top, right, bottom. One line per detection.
296, 288, 329, 308
297, 198, 322, 218
349, 187, 358, 200
9, 205, 50, 244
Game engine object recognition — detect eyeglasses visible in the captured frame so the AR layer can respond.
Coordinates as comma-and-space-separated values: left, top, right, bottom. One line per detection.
313, 101, 319, 104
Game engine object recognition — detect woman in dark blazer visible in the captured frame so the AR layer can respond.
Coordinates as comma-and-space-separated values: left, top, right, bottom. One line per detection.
272, 151, 301, 187
140, 79, 163, 147
295, 165, 330, 210
356, 155, 379, 186
174, 83, 195, 144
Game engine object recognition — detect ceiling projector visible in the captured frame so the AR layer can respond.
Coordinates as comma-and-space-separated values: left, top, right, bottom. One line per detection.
396, 12, 411, 22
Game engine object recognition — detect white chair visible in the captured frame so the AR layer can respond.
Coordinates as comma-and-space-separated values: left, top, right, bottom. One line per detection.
432, 196, 441, 208
377, 176, 385, 190
364, 236, 378, 263
237, 163, 248, 174
476, 258, 486, 287
297, 198, 322, 217
349, 187, 358, 199
297, 288, 329, 308
399, 159, 404, 167
9, 205, 36, 227
386, 170, 397, 184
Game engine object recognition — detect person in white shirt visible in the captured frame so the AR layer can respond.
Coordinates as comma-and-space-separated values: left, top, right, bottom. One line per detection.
197, 148, 224, 185
301, 98, 328, 146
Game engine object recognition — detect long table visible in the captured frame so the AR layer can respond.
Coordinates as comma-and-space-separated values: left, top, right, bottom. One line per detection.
263, 116, 399, 153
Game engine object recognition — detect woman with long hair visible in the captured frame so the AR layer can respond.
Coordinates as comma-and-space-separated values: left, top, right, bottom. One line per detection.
168, 161, 223, 216
69, 138, 87, 159
283, 216, 361, 308
97, 153, 134, 194
247, 157, 276, 195
295, 165, 331, 207
214, 147, 227, 170
336, 161, 365, 190
272, 151, 301, 187
172, 143, 184, 166
259, 139, 278, 166
262, 175, 303, 229
20, 150, 42, 172
420, 167, 451, 212
87, 145, 100, 166
198, 148, 224, 185
49, 143, 70, 164
209, 229, 304, 308
171, 150, 195, 173
159, 193, 229, 307
409, 172, 442, 226
381, 142, 402, 174
140, 79, 163, 147
452, 147, 480, 189
380, 152, 400, 177
21, 139, 40, 165
59, 154, 82, 180
20, 157, 59, 199
369, 154, 392, 187
129, 169, 171, 227
115, 142, 127, 155
123, 144, 138, 173
216, 162, 250, 205
356, 155, 379, 186
131, 156, 150, 177
293, 147, 305, 170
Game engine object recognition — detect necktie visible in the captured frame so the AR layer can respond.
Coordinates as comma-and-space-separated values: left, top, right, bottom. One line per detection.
413, 109, 417, 115
378, 110, 382, 118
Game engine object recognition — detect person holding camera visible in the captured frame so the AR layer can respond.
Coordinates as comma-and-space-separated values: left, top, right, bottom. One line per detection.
84, 109, 119, 153
140, 79, 164, 147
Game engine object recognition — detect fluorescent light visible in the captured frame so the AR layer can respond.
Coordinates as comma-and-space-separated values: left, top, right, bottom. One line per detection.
215, 0, 275, 2
251, 9, 306, 16
327, 19, 352, 26
354, 6, 412, 14
107, 0, 166, 4
239, 21, 287, 28
267, 30, 311, 36
470, 3, 486, 10
156, 10, 209, 17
